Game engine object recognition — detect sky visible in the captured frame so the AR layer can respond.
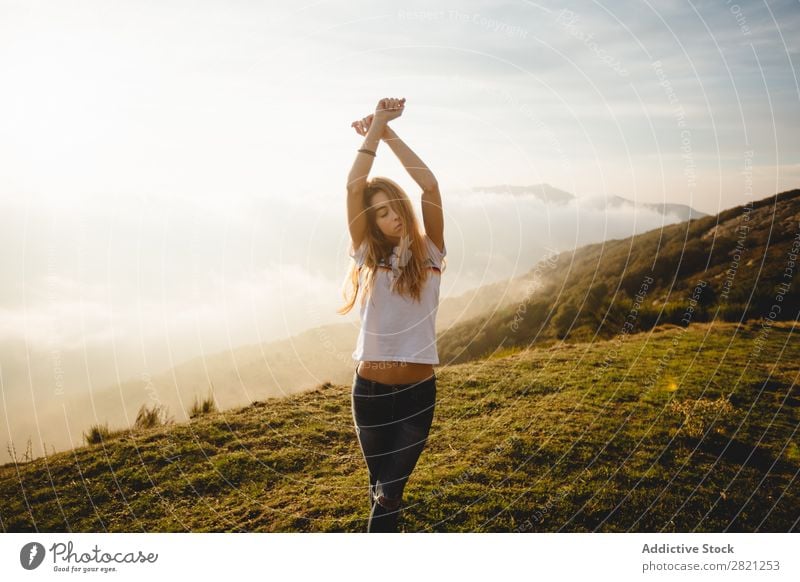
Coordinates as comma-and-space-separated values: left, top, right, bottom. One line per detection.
1, 0, 798, 204
0, 0, 798, 428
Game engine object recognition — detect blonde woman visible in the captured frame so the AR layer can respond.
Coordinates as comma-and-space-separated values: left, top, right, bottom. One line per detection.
339, 97, 446, 532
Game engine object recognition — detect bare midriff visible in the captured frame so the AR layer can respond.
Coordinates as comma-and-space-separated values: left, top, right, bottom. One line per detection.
357, 361, 435, 384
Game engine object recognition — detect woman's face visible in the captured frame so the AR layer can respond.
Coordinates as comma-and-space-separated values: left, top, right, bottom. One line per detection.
369, 190, 403, 242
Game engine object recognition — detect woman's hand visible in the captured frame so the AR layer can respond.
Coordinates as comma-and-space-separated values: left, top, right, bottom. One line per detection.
350, 113, 397, 139
351, 97, 405, 136
351, 113, 377, 137
373, 97, 405, 123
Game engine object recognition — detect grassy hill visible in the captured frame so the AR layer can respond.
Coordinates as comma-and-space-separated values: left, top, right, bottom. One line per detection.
439, 188, 800, 363
1, 320, 797, 532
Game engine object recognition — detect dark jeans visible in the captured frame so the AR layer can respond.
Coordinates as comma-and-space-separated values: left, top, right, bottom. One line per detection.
351, 370, 437, 533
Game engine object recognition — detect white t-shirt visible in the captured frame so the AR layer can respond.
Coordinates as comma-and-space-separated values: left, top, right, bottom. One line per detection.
349, 233, 446, 364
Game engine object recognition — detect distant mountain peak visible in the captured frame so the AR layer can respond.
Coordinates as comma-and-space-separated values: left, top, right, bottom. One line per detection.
610, 195, 708, 220
471, 183, 707, 220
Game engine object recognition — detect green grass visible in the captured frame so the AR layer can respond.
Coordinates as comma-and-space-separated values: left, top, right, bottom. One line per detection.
1, 320, 798, 532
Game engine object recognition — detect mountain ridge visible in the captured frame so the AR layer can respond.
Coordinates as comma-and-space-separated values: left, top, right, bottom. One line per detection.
471, 182, 708, 220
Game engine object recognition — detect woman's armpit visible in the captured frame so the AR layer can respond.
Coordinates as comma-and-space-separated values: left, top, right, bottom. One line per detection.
349, 239, 367, 266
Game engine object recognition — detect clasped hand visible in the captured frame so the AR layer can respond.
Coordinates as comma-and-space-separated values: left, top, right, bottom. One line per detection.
351, 97, 405, 137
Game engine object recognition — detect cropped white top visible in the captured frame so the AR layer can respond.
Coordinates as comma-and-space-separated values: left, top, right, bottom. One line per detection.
349, 233, 446, 364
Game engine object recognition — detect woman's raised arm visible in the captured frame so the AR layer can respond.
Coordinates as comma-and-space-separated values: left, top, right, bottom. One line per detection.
347, 117, 384, 195
381, 124, 444, 250
346, 122, 381, 247
346, 98, 405, 247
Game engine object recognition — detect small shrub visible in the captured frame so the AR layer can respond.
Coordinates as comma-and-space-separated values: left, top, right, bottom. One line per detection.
83, 422, 111, 445
6, 437, 35, 463
134, 403, 174, 430
190, 384, 218, 419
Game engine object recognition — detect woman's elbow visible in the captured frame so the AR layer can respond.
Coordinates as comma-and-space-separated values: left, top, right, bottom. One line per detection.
347, 177, 366, 195
422, 181, 440, 195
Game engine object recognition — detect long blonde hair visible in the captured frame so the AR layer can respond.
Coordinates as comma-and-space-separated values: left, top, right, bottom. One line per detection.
338, 176, 440, 315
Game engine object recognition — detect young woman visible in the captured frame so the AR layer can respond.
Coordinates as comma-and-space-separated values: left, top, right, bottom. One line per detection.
338, 97, 446, 532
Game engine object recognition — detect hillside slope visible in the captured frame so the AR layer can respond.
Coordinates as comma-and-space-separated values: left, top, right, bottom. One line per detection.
1, 321, 797, 532
440, 189, 800, 363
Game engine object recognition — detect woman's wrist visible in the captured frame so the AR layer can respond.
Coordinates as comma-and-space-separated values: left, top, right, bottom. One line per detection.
381, 125, 398, 141
361, 118, 386, 149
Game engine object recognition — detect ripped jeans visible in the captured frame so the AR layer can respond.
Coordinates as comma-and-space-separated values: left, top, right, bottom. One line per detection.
351, 370, 437, 533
